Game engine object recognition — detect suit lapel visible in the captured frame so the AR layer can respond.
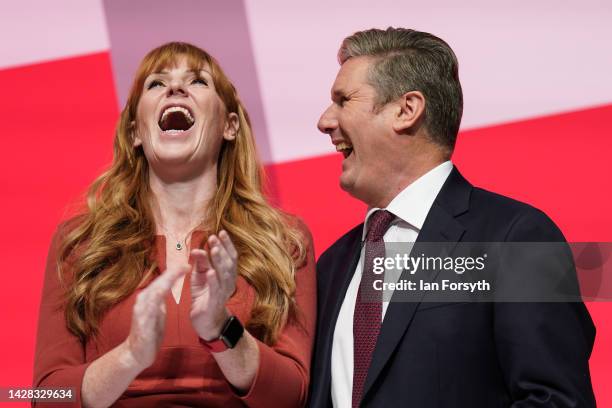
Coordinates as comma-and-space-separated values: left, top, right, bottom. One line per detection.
327, 233, 364, 328
313, 225, 364, 407
361, 167, 471, 400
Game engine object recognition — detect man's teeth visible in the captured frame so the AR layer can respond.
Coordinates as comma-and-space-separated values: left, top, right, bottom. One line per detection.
160, 106, 194, 124
335, 142, 353, 152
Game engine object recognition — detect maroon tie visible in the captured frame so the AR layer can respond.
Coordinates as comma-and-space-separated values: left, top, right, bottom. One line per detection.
352, 210, 395, 407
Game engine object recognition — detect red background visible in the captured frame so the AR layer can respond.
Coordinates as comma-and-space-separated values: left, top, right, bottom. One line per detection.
1, 52, 610, 405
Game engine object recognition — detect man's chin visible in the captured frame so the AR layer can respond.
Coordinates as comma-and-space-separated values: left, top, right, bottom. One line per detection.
339, 176, 361, 199
340, 177, 380, 207
339, 174, 352, 192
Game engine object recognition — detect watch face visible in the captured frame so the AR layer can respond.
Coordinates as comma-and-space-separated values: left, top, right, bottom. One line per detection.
221, 316, 244, 349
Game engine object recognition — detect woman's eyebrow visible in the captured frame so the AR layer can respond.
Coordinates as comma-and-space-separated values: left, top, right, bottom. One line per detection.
149, 69, 212, 77
196, 69, 213, 77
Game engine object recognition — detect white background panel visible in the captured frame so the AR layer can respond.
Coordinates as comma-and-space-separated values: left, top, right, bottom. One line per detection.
0, 0, 109, 70
245, 0, 612, 163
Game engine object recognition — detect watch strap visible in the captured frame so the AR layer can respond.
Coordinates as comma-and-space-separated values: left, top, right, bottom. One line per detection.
199, 336, 228, 353
199, 315, 244, 352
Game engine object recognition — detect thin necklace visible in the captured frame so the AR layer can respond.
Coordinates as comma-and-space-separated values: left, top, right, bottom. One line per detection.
159, 219, 204, 251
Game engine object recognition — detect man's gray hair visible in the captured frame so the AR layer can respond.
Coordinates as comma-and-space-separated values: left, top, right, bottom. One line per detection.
339, 27, 463, 151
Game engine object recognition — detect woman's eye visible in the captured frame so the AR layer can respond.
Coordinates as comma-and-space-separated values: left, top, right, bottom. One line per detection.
192, 77, 208, 85
147, 80, 163, 89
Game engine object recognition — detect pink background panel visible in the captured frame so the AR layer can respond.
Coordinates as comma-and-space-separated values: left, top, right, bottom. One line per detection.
245, 0, 612, 163
0, 0, 109, 70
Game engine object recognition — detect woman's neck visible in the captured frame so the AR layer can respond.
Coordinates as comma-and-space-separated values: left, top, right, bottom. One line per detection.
149, 168, 216, 235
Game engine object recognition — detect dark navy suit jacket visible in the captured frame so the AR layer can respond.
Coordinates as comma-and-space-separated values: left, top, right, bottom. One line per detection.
309, 167, 596, 408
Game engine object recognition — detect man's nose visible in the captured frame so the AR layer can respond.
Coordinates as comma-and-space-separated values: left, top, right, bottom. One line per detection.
317, 105, 338, 134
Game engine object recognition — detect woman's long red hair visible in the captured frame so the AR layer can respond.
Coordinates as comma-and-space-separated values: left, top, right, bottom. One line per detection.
58, 42, 306, 345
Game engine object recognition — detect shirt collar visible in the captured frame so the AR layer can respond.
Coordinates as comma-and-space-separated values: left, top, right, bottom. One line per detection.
362, 161, 454, 240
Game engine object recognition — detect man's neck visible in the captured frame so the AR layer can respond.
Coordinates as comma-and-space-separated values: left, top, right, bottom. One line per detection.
367, 158, 448, 209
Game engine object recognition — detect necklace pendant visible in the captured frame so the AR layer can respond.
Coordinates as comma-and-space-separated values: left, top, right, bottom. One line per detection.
176, 242, 183, 251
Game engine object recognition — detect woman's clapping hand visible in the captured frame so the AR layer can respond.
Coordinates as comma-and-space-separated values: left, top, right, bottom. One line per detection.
124, 265, 190, 369
190, 230, 239, 341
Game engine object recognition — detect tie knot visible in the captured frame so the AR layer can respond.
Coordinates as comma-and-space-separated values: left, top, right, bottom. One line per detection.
366, 210, 395, 242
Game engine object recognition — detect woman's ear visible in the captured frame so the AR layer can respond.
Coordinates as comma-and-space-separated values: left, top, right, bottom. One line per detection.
223, 112, 240, 141
392, 90, 426, 134
131, 120, 143, 147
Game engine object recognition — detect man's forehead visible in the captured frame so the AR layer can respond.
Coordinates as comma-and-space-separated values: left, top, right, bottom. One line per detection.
332, 57, 373, 93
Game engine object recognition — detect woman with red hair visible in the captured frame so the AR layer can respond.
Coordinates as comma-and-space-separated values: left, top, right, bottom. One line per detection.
33, 42, 316, 408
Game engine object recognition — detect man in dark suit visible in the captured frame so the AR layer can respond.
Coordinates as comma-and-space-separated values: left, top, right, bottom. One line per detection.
309, 27, 596, 407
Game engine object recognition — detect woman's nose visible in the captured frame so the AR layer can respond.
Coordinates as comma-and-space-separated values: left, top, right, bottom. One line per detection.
167, 80, 187, 96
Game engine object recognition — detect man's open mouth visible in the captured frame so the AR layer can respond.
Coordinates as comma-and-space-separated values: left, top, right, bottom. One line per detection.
158, 106, 195, 132
336, 142, 354, 159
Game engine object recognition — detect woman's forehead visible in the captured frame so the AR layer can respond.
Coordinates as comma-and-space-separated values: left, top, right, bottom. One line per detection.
148, 54, 211, 75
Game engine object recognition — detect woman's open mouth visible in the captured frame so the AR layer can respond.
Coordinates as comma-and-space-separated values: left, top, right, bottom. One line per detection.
158, 105, 195, 134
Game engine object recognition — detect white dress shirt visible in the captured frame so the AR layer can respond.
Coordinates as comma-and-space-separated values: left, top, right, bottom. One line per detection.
330, 161, 454, 408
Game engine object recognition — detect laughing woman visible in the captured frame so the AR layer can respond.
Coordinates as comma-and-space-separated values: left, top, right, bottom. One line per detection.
33, 42, 316, 408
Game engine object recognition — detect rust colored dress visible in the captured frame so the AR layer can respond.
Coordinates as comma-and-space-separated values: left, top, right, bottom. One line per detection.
33, 224, 316, 408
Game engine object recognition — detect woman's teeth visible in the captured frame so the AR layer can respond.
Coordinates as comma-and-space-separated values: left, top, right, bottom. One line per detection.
160, 106, 194, 123
158, 106, 195, 131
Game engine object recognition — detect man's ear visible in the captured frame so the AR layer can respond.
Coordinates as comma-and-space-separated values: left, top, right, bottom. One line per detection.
392, 90, 426, 133
131, 121, 143, 147
223, 112, 240, 141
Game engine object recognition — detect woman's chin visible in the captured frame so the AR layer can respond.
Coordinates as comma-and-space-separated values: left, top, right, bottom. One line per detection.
148, 146, 198, 167
150, 131, 198, 160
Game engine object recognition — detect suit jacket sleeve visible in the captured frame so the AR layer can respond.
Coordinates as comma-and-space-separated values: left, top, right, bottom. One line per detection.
494, 208, 596, 407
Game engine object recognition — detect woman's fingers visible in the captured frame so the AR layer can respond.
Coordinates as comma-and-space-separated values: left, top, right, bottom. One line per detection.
189, 233, 238, 340
208, 233, 237, 282
128, 266, 188, 369
135, 265, 189, 328
148, 264, 189, 294
218, 230, 238, 260
205, 269, 221, 296
210, 244, 230, 272
191, 249, 212, 273
190, 250, 212, 294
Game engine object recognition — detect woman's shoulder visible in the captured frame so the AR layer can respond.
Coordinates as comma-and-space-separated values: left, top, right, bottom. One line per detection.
283, 211, 310, 230
279, 212, 313, 244
56, 214, 88, 236
48, 214, 90, 263
277, 212, 314, 269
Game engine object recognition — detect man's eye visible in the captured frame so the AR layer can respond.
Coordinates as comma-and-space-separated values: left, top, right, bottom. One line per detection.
147, 80, 163, 89
192, 77, 208, 85
339, 97, 348, 106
